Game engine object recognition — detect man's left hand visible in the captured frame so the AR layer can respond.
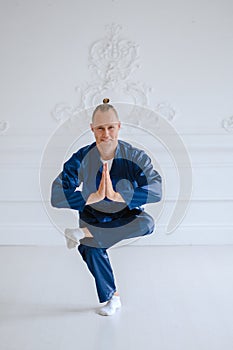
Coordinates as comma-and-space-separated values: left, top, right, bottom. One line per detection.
104, 163, 125, 202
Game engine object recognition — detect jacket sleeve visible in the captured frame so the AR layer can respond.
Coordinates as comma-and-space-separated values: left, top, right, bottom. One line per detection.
50, 151, 86, 212
117, 150, 162, 210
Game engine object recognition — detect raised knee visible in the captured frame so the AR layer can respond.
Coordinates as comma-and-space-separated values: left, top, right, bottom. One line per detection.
141, 212, 155, 235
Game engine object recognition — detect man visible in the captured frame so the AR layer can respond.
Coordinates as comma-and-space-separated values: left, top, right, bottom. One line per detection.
51, 100, 162, 316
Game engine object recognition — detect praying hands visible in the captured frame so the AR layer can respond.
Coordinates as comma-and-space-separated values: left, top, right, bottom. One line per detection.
86, 163, 125, 205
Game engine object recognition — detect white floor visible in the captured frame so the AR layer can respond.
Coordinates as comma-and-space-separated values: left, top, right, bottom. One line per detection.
0, 245, 232, 350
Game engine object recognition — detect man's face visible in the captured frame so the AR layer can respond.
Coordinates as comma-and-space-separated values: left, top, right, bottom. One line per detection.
90, 109, 121, 151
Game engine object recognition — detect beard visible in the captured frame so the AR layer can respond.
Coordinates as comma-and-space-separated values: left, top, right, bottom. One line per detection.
97, 139, 118, 158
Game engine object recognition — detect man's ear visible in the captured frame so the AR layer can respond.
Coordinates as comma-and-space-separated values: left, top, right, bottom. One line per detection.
90, 123, 94, 132
118, 121, 121, 129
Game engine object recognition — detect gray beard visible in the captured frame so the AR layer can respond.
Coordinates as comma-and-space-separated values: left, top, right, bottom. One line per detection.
97, 140, 118, 159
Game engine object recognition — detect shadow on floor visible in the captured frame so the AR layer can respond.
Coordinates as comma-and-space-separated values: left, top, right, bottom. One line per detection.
0, 301, 100, 323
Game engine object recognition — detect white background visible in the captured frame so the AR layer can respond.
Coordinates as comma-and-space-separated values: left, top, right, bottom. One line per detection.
0, 0, 233, 245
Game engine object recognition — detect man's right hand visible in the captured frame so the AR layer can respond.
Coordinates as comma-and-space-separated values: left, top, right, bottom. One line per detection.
86, 164, 106, 205
86, 163, 125, 205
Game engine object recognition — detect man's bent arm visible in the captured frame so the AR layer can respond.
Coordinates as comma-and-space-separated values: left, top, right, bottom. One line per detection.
117, 150, 162, 210
50, 152, 86, 212
51, 172, 86, 211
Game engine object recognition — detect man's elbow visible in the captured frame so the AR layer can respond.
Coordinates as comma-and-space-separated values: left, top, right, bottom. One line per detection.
151, 189, 162, 203
156, 175, 163, 202
148, 180, 162, 203
50, 195, 60, 208
50, 181, 65, 208
156, 188, 163, 202
50, 173, 68, 208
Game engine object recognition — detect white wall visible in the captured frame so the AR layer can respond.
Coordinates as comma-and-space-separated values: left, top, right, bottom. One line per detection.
0, 0, 233, 245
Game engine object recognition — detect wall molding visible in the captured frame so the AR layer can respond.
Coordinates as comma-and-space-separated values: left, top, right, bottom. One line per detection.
1, 197, 233, 203
3, 128, 233, 137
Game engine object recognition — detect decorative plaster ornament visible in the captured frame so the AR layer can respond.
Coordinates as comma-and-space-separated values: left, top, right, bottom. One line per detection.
222, 116, 233, 133
0, 120, 10, 135
51, 23, 176, 123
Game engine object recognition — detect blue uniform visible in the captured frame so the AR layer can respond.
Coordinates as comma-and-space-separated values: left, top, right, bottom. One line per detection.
51, 140, 162, 302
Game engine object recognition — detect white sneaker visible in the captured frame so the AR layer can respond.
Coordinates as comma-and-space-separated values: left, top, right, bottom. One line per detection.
97, 295, 122, 316
64, 228, 84, 249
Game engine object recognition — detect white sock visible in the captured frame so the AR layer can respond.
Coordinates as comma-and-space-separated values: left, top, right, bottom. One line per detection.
97, 295, 122, 316
64, 228, 85, 249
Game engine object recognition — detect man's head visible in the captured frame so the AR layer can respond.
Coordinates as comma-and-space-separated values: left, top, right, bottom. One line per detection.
91, 102, 119, 124
90, 102, 121, 157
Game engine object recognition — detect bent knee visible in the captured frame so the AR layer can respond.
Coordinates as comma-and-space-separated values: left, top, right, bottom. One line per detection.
140, 212, 155, 235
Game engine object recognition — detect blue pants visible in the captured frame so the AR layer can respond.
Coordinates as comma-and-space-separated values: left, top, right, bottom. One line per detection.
77, 211, 154, 303
78, 244, 117, 303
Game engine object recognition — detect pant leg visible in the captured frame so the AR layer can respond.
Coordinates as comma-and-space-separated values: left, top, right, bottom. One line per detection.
80, 211, 155, 248
77, 242, 117, 303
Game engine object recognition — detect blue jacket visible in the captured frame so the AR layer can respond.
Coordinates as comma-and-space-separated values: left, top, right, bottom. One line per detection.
51, 140, 162, 225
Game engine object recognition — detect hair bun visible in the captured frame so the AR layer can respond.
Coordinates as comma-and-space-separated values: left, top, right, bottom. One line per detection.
103, 98, 110, 104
